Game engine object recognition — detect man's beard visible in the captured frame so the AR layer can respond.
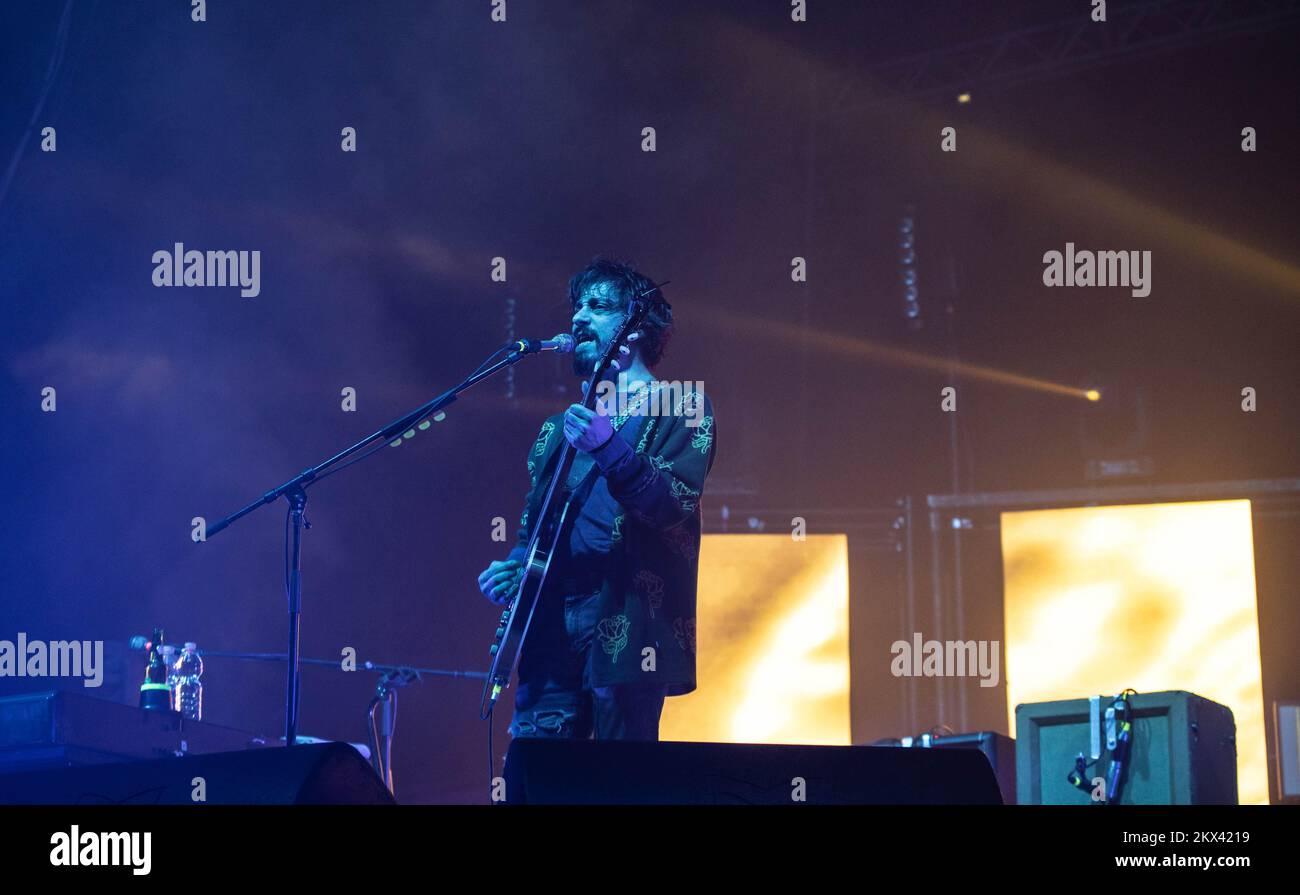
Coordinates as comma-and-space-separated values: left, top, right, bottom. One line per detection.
571, 338, 599, 376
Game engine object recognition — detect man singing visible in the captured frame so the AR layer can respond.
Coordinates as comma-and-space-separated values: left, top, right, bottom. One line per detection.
476, 257, 716, 741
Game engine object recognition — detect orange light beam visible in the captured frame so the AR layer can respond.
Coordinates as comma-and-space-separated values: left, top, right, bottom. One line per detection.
696, 307, 1095, 400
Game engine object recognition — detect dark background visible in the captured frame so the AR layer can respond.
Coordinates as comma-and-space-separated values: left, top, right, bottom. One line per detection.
1, 1, 1296, 802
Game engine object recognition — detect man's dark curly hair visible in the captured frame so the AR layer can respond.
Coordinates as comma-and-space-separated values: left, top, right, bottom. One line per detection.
567, 257, 673, 368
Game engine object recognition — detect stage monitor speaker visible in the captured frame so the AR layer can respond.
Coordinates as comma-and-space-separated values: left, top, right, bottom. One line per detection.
1015, 690, 1237, 804
0, 690, 270, 774
1274, 702, 1300, 803
871, 732, 1017, 805
928, 732, 1017, 806
0, 742, 395, 805
503, 739, 1004, 804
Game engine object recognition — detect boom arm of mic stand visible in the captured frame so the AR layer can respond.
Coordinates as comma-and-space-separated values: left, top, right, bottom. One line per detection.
197, 344, 534, 749
201, 346, 534, 540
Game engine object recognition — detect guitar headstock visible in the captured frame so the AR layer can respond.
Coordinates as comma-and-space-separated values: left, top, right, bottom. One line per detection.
581, 280, 669, 410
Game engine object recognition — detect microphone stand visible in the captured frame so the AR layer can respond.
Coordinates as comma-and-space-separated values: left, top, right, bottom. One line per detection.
196, 649, 487, 682
196, 649, 483, 798
367, 667, 422, 794
201, 341, 548, 750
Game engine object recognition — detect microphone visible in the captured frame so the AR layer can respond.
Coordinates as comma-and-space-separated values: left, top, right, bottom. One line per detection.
130, 634, 195, 651
513, 334, 574, 355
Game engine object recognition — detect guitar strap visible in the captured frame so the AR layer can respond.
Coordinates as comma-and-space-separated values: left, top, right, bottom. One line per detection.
566, 412, 650, 511
535, 411, 651, 497
536, 412, 651, 569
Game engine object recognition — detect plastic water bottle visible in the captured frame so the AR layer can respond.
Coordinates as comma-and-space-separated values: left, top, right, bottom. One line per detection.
173, 642, 204, 721
160, 643, 177, 699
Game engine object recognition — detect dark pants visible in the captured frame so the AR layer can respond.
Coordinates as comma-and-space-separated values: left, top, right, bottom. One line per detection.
511, 588, 667, 741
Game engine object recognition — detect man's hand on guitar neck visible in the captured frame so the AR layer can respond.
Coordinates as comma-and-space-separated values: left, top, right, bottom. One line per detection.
563, 381, 616, 453
563, 335, 636, 453
478, 558, 522, 604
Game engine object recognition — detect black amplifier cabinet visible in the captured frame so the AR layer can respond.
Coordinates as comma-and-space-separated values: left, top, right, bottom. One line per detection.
1015, 690, 1237, 805
0, 742, 393, 805
0, 690, 269, 774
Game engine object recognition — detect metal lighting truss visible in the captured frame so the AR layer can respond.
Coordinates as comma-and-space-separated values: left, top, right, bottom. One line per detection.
824, 0, 1300, 114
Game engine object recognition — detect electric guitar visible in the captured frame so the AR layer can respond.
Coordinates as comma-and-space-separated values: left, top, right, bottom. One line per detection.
480, 286, 661, 718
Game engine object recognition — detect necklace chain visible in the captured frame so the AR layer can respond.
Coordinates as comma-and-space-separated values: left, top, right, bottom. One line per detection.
611, 383, 659, 430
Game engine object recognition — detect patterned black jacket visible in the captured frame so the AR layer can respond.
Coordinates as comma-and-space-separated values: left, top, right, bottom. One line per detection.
507, 385, 716, 695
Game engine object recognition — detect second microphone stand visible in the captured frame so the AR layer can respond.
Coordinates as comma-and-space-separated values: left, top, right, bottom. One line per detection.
201, 339, 557, 751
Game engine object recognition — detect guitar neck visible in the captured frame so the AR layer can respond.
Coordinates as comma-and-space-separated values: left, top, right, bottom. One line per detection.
531, 364, 609, 525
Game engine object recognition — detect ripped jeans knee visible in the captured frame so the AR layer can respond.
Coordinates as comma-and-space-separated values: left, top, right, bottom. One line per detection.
510, 707, 581, 738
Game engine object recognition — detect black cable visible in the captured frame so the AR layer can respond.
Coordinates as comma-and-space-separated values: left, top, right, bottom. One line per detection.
310, 438, 392, 485
44, 0, 101, 127
1105, 689, 1139, 805
385, 691, 396, 793
0, 0, 74, 212
283, 504, 291, 604
469, 341, 515, 380
366, 697, 381, 779
487, 704, 495, 804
